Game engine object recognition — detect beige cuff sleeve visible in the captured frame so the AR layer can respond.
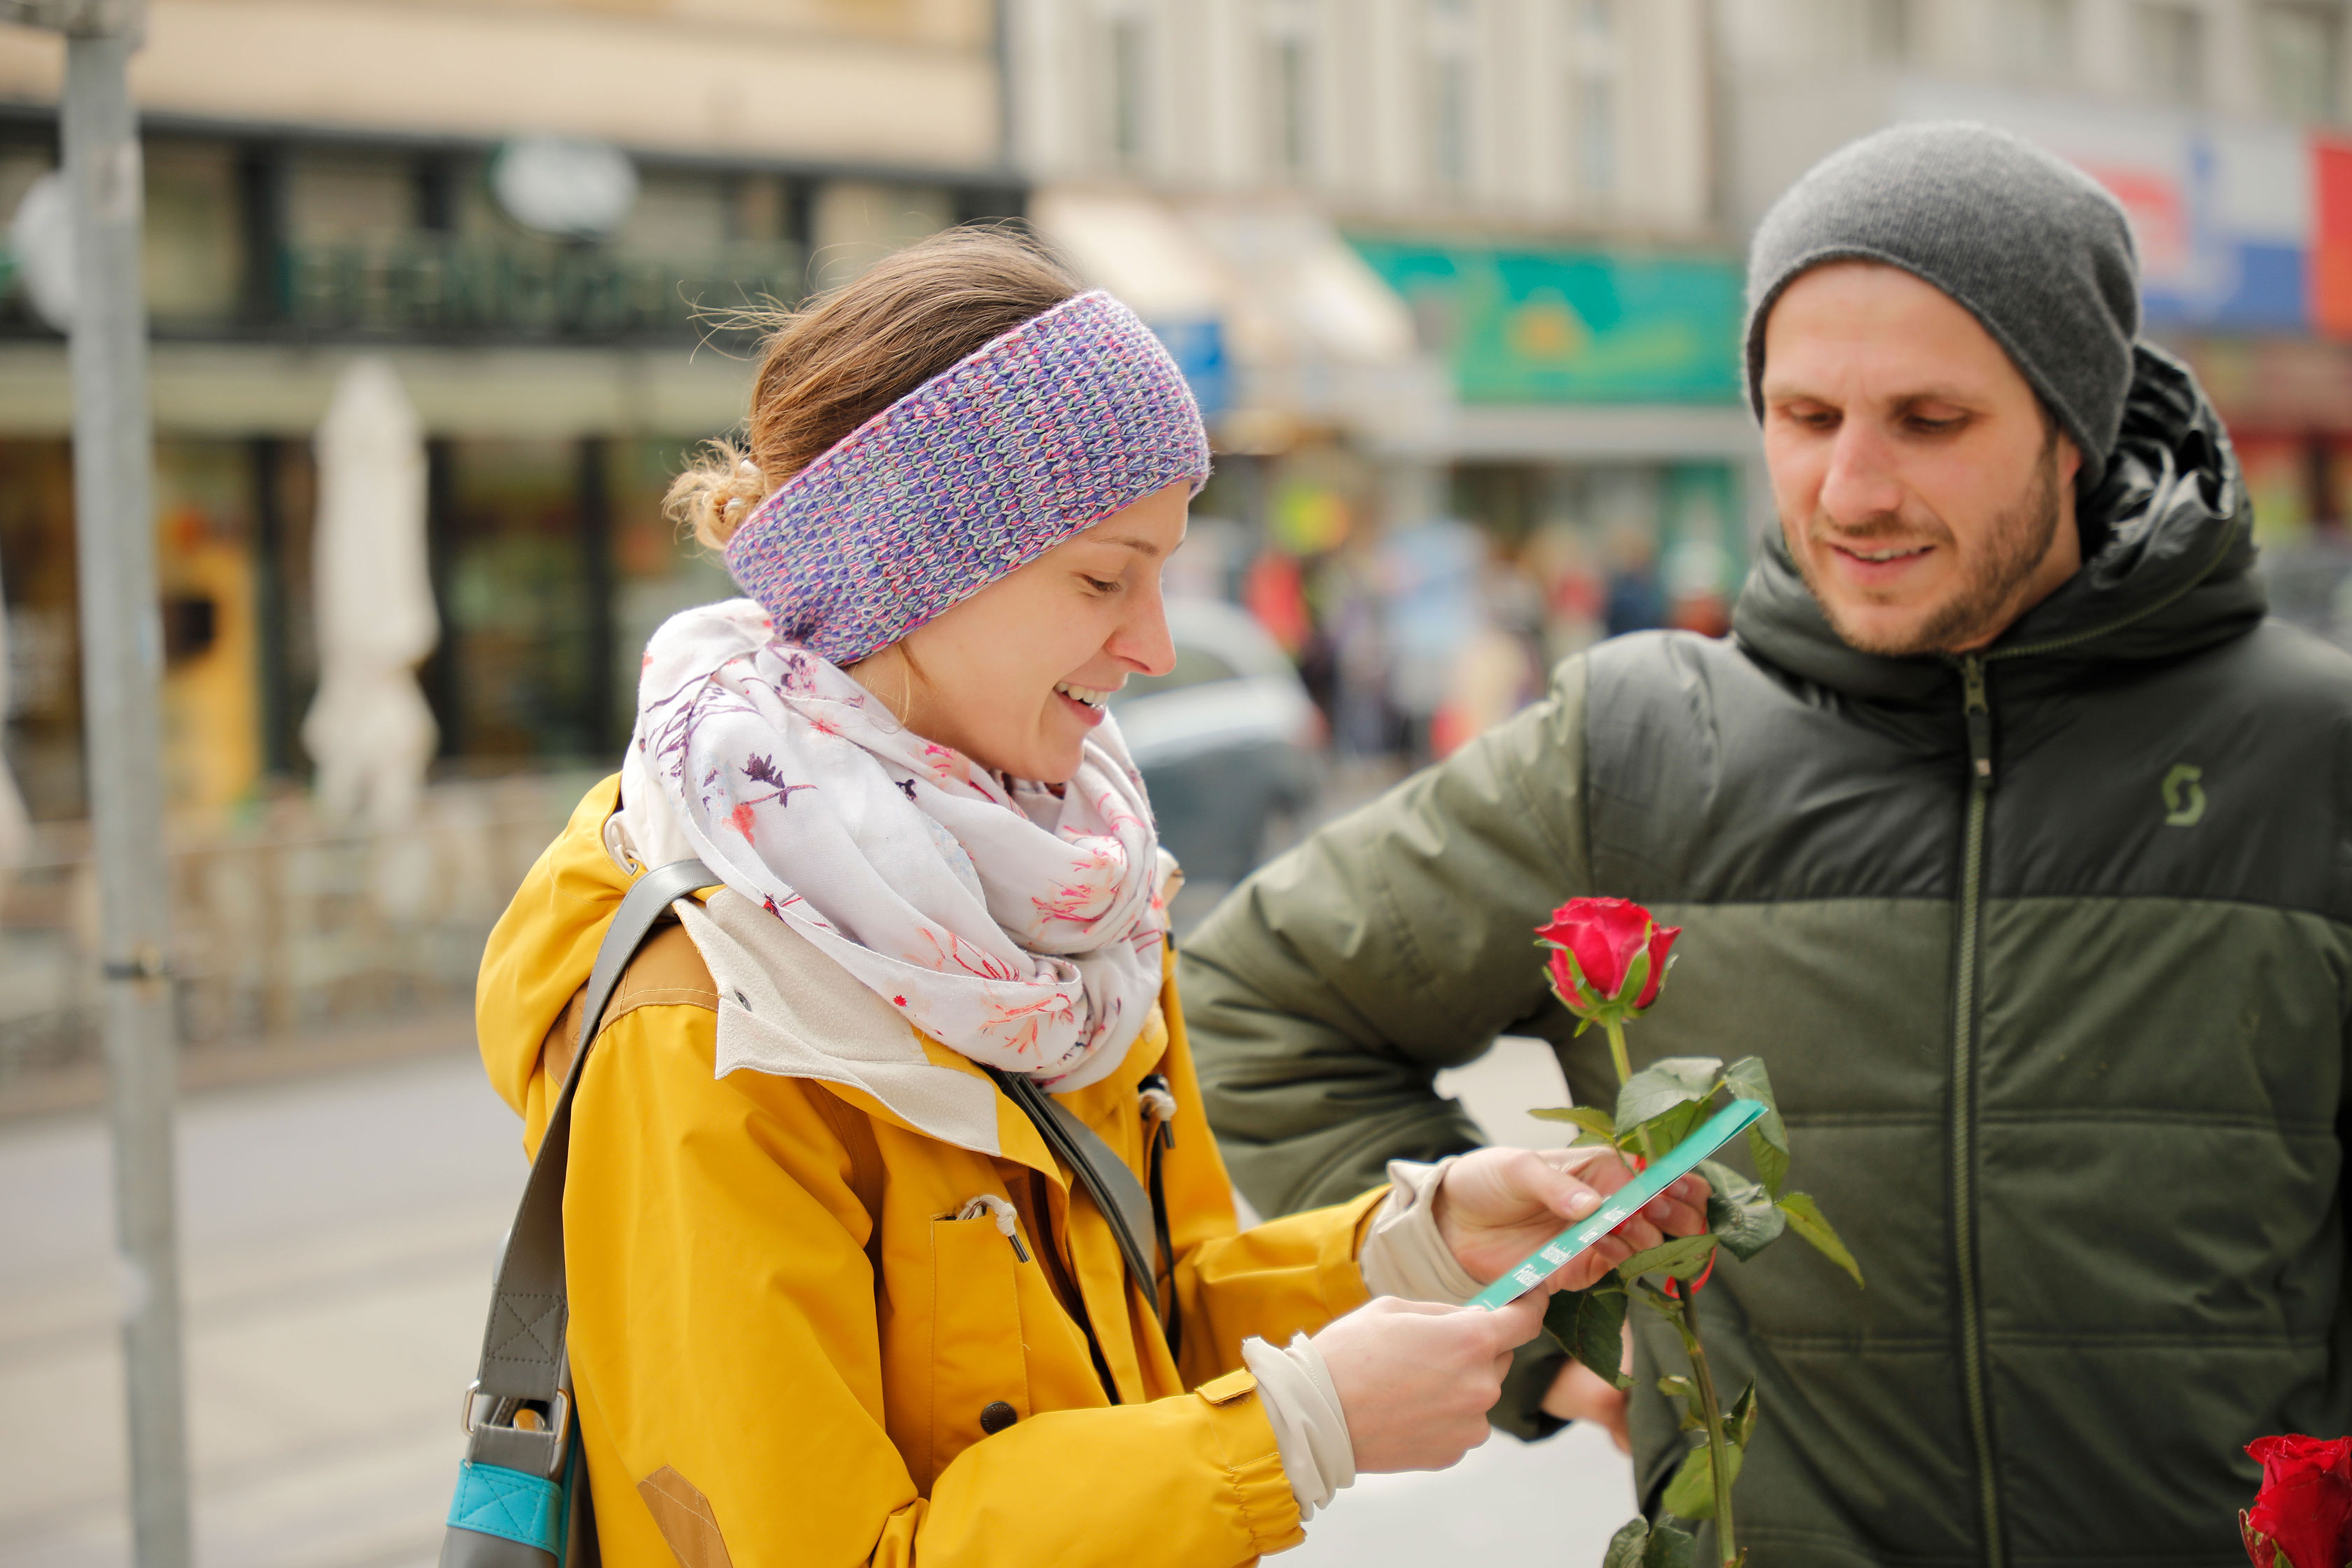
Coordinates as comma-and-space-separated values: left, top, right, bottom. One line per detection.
1240, 1331, 1357, 1522
1358, 1156, 1485, 1306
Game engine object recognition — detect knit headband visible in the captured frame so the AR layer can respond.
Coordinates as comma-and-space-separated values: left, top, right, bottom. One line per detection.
724, 289, 1212, 666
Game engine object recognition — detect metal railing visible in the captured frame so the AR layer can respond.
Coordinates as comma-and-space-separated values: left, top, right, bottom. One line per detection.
276, 237, 806, 340
0, 771, 600, 1088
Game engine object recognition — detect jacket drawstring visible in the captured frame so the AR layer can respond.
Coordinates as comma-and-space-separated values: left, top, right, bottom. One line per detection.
1140, 1073, 1183, 1362
956, 1194, 1031, 1262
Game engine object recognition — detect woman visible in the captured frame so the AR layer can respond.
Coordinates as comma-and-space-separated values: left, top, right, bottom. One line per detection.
475, 229, 1705, 1567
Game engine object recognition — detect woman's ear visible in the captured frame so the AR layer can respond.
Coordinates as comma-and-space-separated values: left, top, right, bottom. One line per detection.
846, 643, 918, 727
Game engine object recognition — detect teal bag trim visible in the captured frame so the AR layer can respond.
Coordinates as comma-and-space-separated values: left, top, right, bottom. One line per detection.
447, 1460, 566, 1556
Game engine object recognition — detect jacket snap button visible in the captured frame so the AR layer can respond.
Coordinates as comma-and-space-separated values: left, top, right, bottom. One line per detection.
979, 1401, 1018, 1435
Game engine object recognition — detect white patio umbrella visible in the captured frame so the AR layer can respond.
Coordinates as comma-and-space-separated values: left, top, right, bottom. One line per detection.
302, 358, 438, 830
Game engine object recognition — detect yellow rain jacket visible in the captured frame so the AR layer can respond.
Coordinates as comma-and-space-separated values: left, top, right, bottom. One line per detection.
475, 778, 1388, 1568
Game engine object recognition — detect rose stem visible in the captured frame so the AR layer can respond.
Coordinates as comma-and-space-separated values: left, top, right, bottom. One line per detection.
1602, 1018, 1658, 1160
1667, 1290, 1740, 1566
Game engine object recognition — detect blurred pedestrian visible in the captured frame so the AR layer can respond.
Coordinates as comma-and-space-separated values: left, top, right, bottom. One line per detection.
472, 230, 1707, 1567
1180, 122, 2352, 1564
1600, 521, 1664, 638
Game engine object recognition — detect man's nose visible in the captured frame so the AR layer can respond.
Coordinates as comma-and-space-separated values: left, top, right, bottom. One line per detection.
1816, 421, 1905, 526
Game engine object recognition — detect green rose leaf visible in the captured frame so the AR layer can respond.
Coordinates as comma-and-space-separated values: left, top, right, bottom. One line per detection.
1602, 1518, 1650, 1568
1529, 1105, 1622, 1147
1777, 1191, 1865, 1289
1656, 1373, 1697, 1401
1616, 1056, 1724, 1137
1660, 1437, 1746, 1520
1728, 1382, 1760, 1450
1700, 1158, 1788, 1261
1543, 1279, 1632, 1388
1642, 1519, 1699, 1568
1640, 1097, 1714, 1155
1723, 1057, 1791, 1198
1616, 1233, 1718, 1284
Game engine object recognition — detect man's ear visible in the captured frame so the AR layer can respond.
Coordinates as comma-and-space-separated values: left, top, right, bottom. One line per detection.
2056, 430, 2082, 490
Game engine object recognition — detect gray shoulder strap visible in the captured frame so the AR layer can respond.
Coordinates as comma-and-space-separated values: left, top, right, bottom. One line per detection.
458, 858, 717, 1482
986, 1066, 1164, 1329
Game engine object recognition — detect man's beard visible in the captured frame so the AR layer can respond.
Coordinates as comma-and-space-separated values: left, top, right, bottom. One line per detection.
1795, 439, 2064, 658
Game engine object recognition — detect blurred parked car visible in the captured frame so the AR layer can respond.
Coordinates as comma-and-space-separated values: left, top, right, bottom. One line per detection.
1112, 597, 1323, 893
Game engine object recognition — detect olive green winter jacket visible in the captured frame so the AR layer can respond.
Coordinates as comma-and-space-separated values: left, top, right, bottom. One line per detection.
1180, 346, 2352, 1568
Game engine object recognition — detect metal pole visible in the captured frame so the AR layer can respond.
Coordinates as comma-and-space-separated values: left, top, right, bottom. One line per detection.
57, 13, 192, 1568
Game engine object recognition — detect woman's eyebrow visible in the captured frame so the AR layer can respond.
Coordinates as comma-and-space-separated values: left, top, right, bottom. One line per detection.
1089, 533, 1166, 559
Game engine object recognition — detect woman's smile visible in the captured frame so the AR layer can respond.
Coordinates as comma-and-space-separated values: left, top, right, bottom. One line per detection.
1053, 678, 1116, 727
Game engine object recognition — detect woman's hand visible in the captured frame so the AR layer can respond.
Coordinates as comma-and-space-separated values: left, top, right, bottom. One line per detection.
1434, 1146, 1712, 1294
1313, 1294, 1548, 1473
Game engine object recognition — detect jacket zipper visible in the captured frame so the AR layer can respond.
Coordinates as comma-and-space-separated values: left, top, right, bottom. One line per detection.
1951, 654, 2002, 1567
1938, 486, 2239, 1564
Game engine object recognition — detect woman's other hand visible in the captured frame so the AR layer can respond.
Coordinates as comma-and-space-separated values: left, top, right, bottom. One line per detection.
1435, 1147, 1712, 1294
1313, 1294, 1547, 1473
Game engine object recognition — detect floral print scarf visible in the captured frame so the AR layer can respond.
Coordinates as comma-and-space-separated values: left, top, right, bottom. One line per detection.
628, 601, 1168, 1091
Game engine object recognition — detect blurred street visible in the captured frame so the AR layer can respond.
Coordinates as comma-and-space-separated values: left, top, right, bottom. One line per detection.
0, 1054, 519, 1568
0, 1031, 1632, 1568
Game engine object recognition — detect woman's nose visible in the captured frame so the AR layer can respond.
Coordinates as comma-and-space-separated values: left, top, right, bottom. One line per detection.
1115, 587, 1177, 678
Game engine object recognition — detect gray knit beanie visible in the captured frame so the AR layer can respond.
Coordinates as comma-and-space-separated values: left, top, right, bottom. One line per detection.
1746, 122, 2141, 475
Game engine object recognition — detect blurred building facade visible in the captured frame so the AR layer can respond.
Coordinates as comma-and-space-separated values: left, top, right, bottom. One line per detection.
1009, 0, 1758, 755
0, 0, 1018, 822
1720, 0, 2352, 647
0, 0, 1019, 1081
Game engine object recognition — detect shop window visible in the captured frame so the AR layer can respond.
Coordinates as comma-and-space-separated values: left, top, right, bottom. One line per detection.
144, 139, 244, 328
2259, 4, 2343, 124
1265, 27, 1314, 183
430, 440, 606, 768
808, 181, 953, 290
1999, 0, 2075, 84
609, 436, 737, 742
0, 141, 55, 335
1105, 11, 1151, 172
284, 148, 413, 246
1861, 0, 1912, 63
2236, 434, 2313, 550
153, 441, 262, 813
1427, 0, 1476, 197
251, 436, 318, 781
1569, 0, 1620, 205
2133, 1, 2206, 106
615, 169, 732, 260
0, 441, 80, 818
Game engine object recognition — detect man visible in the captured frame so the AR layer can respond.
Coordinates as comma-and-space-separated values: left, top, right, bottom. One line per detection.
1180, 122, 2352, 1566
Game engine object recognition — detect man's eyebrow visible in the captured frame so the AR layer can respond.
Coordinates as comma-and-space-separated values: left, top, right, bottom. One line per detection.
1760, 382, 1982, 407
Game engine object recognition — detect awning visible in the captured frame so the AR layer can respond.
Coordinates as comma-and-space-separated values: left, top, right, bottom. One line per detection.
1029, 188, 1427, 439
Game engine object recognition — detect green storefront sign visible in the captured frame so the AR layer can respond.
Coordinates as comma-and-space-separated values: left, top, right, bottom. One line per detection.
1350, 238, 1744, 405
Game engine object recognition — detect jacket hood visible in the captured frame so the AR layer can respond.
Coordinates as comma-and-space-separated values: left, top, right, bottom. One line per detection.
476, 775, 637, 1116
1732, 342, 2266, 704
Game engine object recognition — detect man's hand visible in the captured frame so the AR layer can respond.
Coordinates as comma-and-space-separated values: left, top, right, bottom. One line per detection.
1542, 1354, 1632, 1452
1434, 1146, 1712, 1294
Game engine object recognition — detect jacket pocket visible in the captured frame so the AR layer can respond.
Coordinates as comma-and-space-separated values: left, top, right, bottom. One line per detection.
925, 1212, 1031, 1488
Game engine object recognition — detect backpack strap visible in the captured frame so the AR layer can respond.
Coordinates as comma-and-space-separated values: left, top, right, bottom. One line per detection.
457, 858, 718, 1482
983, 1065, 1172, 1352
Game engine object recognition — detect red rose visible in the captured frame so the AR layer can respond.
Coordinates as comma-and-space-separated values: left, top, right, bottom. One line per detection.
2242, 1434, 2352, 1568
1536, 897, 1681, 1023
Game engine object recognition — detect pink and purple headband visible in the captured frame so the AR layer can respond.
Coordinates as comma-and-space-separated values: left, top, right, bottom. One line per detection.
724, 289, 1212, 666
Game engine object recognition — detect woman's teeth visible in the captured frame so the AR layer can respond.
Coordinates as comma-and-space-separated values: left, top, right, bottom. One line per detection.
1054, 680, 1111, 710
